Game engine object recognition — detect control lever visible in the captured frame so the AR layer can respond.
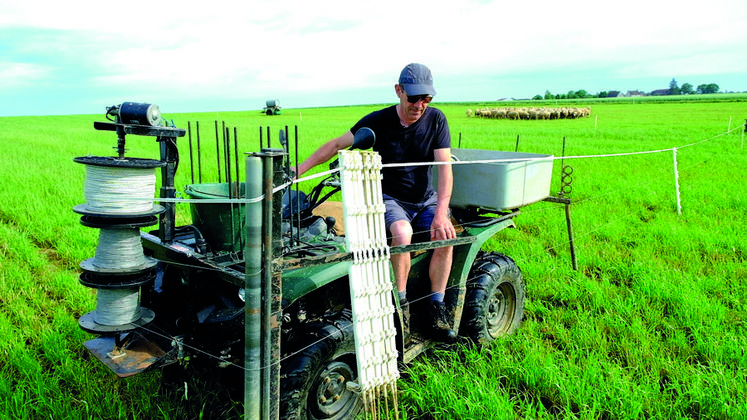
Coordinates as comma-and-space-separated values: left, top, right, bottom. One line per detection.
325, 217, 336, 236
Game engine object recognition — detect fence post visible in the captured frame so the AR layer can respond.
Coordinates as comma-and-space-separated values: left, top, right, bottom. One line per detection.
673, 148, 682, 215
244, 155, 263, 420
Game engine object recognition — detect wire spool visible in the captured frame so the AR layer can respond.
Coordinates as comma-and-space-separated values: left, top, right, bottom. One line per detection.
78, 287, 156, 333
94, 287, 142, 326
84, 164, 155, 213
78, 298, 155, 334
74, 156, 166, 216
80, 224, 157, 274
73, 156, 163, 334
92, 228, 149, 270
77, 270, 156, 334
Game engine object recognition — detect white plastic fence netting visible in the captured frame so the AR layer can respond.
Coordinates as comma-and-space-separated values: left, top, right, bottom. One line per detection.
338, 150, 400, 419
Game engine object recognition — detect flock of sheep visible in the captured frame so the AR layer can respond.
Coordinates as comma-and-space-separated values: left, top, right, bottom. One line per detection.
466, 106, 592, 120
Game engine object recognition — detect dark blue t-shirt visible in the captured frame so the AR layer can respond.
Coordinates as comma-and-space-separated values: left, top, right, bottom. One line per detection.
351, 105, 450, 202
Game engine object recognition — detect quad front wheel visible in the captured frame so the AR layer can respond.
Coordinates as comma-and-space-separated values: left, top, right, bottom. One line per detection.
280, 310, 362, 420
459, 252, 525, 345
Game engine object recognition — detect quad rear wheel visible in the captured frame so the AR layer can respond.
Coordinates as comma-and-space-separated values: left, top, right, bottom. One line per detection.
280, 310, 362, 420
459, 252, 525, 345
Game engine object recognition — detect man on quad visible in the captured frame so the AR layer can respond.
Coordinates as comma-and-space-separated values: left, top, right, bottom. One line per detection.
297, 63, 457, 342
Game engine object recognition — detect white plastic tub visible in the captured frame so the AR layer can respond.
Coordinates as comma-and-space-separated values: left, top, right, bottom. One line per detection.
434, 149, 554, 211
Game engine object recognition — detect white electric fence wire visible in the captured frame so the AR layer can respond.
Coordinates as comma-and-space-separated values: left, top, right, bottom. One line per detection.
133, 149, 724, 372
153, 181, 292, 204
134, 161, 694, 370
84, 165, 156, 213
94, 228, 149, 269
339, 149, 399, 419
118, 123, 740, 379
95, 288, 142, 326
153, 125, 742, 207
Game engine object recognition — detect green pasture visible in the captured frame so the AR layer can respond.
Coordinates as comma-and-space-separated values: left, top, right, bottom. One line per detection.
0, 96, 745, 419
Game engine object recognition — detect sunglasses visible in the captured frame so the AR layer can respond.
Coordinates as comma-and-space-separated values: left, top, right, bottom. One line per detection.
406, 94, 433, 104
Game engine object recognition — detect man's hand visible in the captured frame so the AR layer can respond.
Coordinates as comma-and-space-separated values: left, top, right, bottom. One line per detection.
431, 148, 454, 242
430, 214, 456, 241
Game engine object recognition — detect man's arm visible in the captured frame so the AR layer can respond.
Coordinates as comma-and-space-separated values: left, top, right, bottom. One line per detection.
297, 131, 355, 176
431, 148, 456, 241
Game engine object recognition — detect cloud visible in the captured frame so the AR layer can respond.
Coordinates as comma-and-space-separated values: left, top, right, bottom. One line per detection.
0, 61, 51, 91
1, 0, 746, 115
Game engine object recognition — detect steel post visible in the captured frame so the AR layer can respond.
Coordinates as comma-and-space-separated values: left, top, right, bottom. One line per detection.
564, 202, 578, 271
215, 121, 221, 183
234, 127, 240, 195
244, 155, 263, 420
158, 136, 178, 243
543, 196, 578, 271
261, 152, 273, 420
259, 149, 285, 419
196, 121, 202, 183
242, 148, 286, 420
188, 122, 194, 184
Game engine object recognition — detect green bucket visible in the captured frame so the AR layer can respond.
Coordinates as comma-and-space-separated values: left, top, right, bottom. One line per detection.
184, 183, 246, 253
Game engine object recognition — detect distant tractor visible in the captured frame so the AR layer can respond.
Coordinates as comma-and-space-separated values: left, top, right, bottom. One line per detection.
263, 99, 282, 115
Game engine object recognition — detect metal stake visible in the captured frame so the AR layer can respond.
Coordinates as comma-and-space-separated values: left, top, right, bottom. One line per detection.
259, 149, 285, 419
196, 121, 202, 183
244, 155, 263, 420
564, 202, 578, 271
295, 126, 301, 247
226, 126, 235, 250
261, 152, 273, 420
188, 121, 194, 184
234, 127, 240, 195
215, 120, 221, 183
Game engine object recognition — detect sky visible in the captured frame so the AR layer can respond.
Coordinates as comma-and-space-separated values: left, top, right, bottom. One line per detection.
1, 0, 746, 117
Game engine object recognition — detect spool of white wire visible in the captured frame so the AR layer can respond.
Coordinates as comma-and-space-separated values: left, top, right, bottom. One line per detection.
93, 228, 148, 270
83, 164, 157, 214
94, 287, 142, 326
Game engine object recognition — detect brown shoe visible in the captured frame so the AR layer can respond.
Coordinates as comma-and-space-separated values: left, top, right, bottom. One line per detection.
428, 301, 457, 343
399, 298, 410, 339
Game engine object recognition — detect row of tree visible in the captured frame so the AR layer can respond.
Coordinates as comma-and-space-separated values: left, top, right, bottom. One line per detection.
667, 78, 719, 95
533, 79, 721, 100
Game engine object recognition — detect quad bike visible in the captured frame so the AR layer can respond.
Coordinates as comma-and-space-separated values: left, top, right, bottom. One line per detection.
76, 104, 536, 420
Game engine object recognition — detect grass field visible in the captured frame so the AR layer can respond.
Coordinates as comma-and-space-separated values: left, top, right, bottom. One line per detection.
0, 96, 745, 419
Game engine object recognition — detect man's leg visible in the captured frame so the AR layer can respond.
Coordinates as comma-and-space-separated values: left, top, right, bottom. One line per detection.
412, 196, 454, 298
426, 245, 456, 342
415, 202, 457, 343
389, 220, 413, 293
429, 245, 453, 296
384, 198, 415, 336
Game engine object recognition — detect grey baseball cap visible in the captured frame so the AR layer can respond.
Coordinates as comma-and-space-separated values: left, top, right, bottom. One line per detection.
398, 63, 436, 96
